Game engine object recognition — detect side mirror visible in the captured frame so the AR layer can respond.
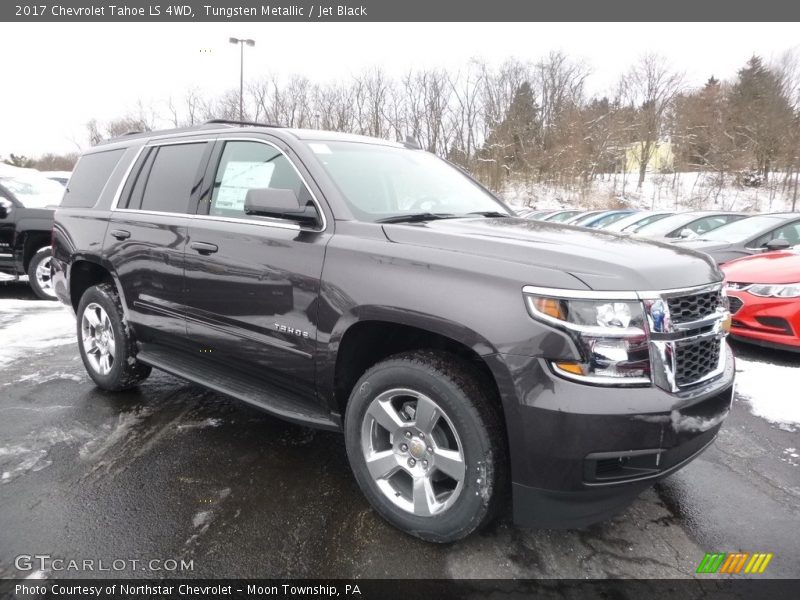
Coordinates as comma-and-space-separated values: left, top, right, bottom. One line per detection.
0, 199, 12, 219
678, 228, 696, 239
764, 238, 791, 251
244, 188, 319, 227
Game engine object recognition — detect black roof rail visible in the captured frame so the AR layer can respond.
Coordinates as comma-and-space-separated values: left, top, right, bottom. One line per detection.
122, 130, 143, 136
202, 119, 282, 128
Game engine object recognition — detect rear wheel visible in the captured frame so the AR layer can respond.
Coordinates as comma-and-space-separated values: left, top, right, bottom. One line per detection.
27, 247, 57, 300
344, 351, 507, 542
77, 283, 151, 391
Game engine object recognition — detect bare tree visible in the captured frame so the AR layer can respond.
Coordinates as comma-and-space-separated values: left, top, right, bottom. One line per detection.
620, 54, 683, 187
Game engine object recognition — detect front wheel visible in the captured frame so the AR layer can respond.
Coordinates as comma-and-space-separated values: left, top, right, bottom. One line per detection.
344, 351, 507, 542
77, 283, 151, 391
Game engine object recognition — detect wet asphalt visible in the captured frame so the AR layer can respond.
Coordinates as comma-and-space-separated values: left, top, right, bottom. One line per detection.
0, 281, 798, 580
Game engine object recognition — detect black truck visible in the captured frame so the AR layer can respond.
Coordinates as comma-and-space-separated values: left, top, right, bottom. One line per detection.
51, 121, 735, 542
0, 166, 64, 299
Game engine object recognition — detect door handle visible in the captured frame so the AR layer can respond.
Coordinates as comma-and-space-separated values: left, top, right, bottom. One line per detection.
190, 241, 219, 255
110, 229, 131, 240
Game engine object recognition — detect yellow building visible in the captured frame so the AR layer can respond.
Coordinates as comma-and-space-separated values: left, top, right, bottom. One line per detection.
624, 140, 674, 173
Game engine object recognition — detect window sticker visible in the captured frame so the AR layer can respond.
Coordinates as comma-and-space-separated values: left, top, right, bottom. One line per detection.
215, 161, 275, 211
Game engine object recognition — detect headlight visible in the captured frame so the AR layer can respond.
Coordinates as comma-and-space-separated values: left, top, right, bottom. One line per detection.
524, 292, 650, 385
746, 283, 800, 298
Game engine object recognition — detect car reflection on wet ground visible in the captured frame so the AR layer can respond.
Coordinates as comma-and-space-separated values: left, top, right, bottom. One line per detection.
0, 281, 798, 579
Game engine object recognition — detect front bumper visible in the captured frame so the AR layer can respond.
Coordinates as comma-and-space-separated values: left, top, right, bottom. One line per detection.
728, 290, 800, 351
487, 347, 734, 528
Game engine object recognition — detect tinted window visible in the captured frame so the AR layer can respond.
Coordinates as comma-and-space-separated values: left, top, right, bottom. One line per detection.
208, 141, 312, 221
61, 149, 125, 208
122, 148, 156, 210
140, 143, 207, 214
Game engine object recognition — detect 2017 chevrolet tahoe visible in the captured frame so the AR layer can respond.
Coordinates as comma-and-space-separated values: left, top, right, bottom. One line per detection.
52, 120, 735, 542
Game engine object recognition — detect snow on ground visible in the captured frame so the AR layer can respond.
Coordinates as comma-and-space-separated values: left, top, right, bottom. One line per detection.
0, 299, 76, 367
502, 171, 797, 214
735, 357, 800, 432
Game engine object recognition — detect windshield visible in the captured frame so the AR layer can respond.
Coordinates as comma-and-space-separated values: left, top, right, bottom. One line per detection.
633, 213, 705, 235
306, 141, 509, 221
0, 172, 65, 208
619, 212, 671, 231
701, 215, 783, 241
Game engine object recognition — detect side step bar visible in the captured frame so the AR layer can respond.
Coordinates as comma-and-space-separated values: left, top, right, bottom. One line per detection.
137, 347, 340, 431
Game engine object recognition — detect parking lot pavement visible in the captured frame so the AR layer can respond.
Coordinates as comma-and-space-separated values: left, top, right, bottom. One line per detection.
1, 281, 798, 579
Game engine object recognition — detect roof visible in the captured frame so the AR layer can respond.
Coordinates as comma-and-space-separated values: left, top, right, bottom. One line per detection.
95, 120, 405, 151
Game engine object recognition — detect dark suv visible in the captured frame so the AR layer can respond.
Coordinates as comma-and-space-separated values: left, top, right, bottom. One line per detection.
0, 165, 65, 299
52, 121, 735, 542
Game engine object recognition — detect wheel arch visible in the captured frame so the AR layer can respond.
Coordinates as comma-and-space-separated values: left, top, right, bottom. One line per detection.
67, 256, 128, 316
323, 310, 503, 422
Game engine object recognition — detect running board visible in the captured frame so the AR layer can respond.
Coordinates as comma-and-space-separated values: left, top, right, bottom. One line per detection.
137, 346, 339, 431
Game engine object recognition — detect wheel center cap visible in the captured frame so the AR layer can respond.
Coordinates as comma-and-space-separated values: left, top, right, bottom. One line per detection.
408, 438, 425, 459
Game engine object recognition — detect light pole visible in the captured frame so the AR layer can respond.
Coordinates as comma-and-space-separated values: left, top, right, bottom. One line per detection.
229, 37, 255, 122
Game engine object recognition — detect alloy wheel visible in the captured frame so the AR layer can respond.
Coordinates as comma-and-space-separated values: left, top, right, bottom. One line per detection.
360, 388, 466, 517
81, 302, 116, 375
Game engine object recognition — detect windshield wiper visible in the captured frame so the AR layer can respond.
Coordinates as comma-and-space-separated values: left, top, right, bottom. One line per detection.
464, 211, 512, 218
377, 212, 457, 224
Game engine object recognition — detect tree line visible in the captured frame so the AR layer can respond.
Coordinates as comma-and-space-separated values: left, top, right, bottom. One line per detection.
8, 50, 800, 207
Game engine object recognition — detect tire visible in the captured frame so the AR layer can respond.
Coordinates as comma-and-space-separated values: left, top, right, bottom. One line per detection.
27, 247, 57, 300
76, 283, 151, 391
344, 350, 507, 542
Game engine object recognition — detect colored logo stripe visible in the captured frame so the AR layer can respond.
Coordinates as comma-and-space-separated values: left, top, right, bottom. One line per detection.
697, 552, 773, 574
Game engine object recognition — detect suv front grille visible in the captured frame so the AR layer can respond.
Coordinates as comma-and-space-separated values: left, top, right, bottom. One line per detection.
674, 337, 721, 387
667, 290, 722, 324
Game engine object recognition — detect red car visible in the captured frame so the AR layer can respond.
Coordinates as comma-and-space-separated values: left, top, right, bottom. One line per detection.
722, 248, 800, 352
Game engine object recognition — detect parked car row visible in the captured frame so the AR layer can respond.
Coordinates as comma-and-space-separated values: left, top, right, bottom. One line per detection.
519, 205, 800, 352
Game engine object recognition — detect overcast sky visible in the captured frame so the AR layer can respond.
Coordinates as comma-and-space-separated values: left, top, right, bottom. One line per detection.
1, 22, 798, 157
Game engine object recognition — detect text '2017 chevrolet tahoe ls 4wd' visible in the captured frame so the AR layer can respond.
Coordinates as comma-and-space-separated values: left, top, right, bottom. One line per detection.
52, 121, 735, 542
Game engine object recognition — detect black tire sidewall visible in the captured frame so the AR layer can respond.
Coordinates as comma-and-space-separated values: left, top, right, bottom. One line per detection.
27, 248, 56, 301
344, 357, 498, 542
76, 285, 132, 390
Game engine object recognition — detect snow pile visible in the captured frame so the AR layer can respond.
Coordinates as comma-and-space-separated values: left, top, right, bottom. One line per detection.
734, 357, 800, 431
0, 299, 75, 367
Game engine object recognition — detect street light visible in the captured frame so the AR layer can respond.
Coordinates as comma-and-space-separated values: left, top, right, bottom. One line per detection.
229, 37, 255, 122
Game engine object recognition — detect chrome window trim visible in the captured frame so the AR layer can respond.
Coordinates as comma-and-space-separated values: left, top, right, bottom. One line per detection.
110, 136, 328, 233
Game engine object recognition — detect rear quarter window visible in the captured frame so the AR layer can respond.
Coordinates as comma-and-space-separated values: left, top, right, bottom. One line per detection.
61, 149, 126, 208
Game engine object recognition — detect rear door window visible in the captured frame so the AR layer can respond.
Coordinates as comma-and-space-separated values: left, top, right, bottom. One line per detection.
139, 143, 208, 214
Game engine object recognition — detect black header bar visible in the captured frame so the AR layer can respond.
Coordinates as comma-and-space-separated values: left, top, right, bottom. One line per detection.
3, 0, 800, 22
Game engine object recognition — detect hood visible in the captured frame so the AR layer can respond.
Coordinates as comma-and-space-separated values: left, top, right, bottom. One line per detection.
722, 250, 800, 285
382, 218, 722, 291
